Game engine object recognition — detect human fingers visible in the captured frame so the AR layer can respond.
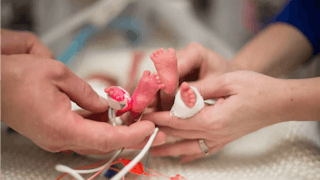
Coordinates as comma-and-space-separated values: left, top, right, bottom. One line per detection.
176, 43, 207, 78
81, 111, 109, 122
52, 62, 109, 113
150, 139, 216, 157
1, 29, 54, 58
127, 130, 166, 149
188, 73, 236, 100
69, 139, 167, 155
158, 126, 208, 140
69, 114, 157, 152
179, 143, 226, 163
72, 149, 113, 155
67, 131, 166, 154
142, 111, 200, 130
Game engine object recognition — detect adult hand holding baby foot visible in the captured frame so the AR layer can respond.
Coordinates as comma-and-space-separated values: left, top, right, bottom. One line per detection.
149, 43, 231, 110
144, 21, 320, 163
1, 29, 165, 156
141, 43, 232, 162
143, 42, 307, 163
176, 42, 235, 84
143, 71, 300, 163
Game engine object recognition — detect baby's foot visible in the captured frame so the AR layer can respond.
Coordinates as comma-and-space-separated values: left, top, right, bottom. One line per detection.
150, 48, 178, 94
104, 87, 125, 102
180, 82, 197, 108
131, 71, 165, 117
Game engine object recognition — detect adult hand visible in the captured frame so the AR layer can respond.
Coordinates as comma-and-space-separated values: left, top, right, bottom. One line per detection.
1, 29, 54, 58
143, 71, 291, 163
151, 42, 234, 109
176, 42, 233, 84
1, 55, 165, 154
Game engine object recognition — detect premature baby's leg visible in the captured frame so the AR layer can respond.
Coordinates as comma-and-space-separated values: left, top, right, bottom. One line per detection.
150, 48, 178, 94
130, 70, 165, 118
180, 82, 197, 108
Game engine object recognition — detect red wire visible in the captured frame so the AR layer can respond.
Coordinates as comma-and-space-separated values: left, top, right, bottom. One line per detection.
146, 168, 171, 179
56, 159, 172, 180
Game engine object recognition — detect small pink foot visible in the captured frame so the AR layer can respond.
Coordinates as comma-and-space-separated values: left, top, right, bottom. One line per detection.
180, 82, 197, 108
104, 87, 125, 102
150, 48, 178, 94
105, 87, 131, 116
130, 70, 165, 117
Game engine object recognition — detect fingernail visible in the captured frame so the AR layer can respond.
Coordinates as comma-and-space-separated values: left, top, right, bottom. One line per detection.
99, 95, 109, 106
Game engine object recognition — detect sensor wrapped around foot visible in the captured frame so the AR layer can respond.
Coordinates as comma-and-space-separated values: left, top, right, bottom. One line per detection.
170, 86, 204, 119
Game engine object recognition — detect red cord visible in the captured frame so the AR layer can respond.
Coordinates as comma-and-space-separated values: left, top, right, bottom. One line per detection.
56, 158, 176, 180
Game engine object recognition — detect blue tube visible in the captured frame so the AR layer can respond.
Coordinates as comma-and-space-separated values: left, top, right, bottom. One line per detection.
57, 16, 146, 66
56, 24, 99, 66
108, 15, 146, 46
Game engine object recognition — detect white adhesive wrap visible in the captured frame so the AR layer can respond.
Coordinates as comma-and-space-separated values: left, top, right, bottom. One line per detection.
170, 86, 205, 119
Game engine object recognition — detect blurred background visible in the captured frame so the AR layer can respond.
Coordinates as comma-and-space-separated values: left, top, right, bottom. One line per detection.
2, 1, 320, 179
2, 0, 319, 85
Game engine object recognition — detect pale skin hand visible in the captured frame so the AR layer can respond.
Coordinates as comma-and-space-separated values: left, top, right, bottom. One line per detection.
143, 71, 320, 163
177, 23, 313, 79
1, 29, 166, 154
230, 23, 313, 77
1, 29, 54, 58
176, 42, 232, 83
143, 22, 316, 163
2, 28, 55, 121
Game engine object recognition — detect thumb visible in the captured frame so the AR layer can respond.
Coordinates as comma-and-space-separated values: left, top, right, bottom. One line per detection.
188, 74, 234, 100
55, 63, 109, 112
177, 44, 205, 79
1, 29, 54, 58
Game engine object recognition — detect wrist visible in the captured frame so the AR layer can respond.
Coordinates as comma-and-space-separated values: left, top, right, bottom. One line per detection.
278, 78, 320, 122
228, 59, 247, 72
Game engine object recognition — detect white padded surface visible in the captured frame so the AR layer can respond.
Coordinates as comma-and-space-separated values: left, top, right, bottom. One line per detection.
2, 120, 320, 180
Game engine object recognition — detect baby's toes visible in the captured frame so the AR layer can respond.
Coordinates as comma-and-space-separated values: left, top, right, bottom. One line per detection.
187, 89, 194, 95
152, 52, 158, 58
151, 72, 157, 78
150, 54, 156, 61
168, 48, 175, 55
189, 93, 195, 99
157, 48, 164, 55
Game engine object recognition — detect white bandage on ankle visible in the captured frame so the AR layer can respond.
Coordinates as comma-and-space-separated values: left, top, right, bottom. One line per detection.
170, 86, 205, 119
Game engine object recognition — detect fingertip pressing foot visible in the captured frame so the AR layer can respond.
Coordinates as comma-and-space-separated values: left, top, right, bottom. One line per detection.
180, 82, 197, 108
